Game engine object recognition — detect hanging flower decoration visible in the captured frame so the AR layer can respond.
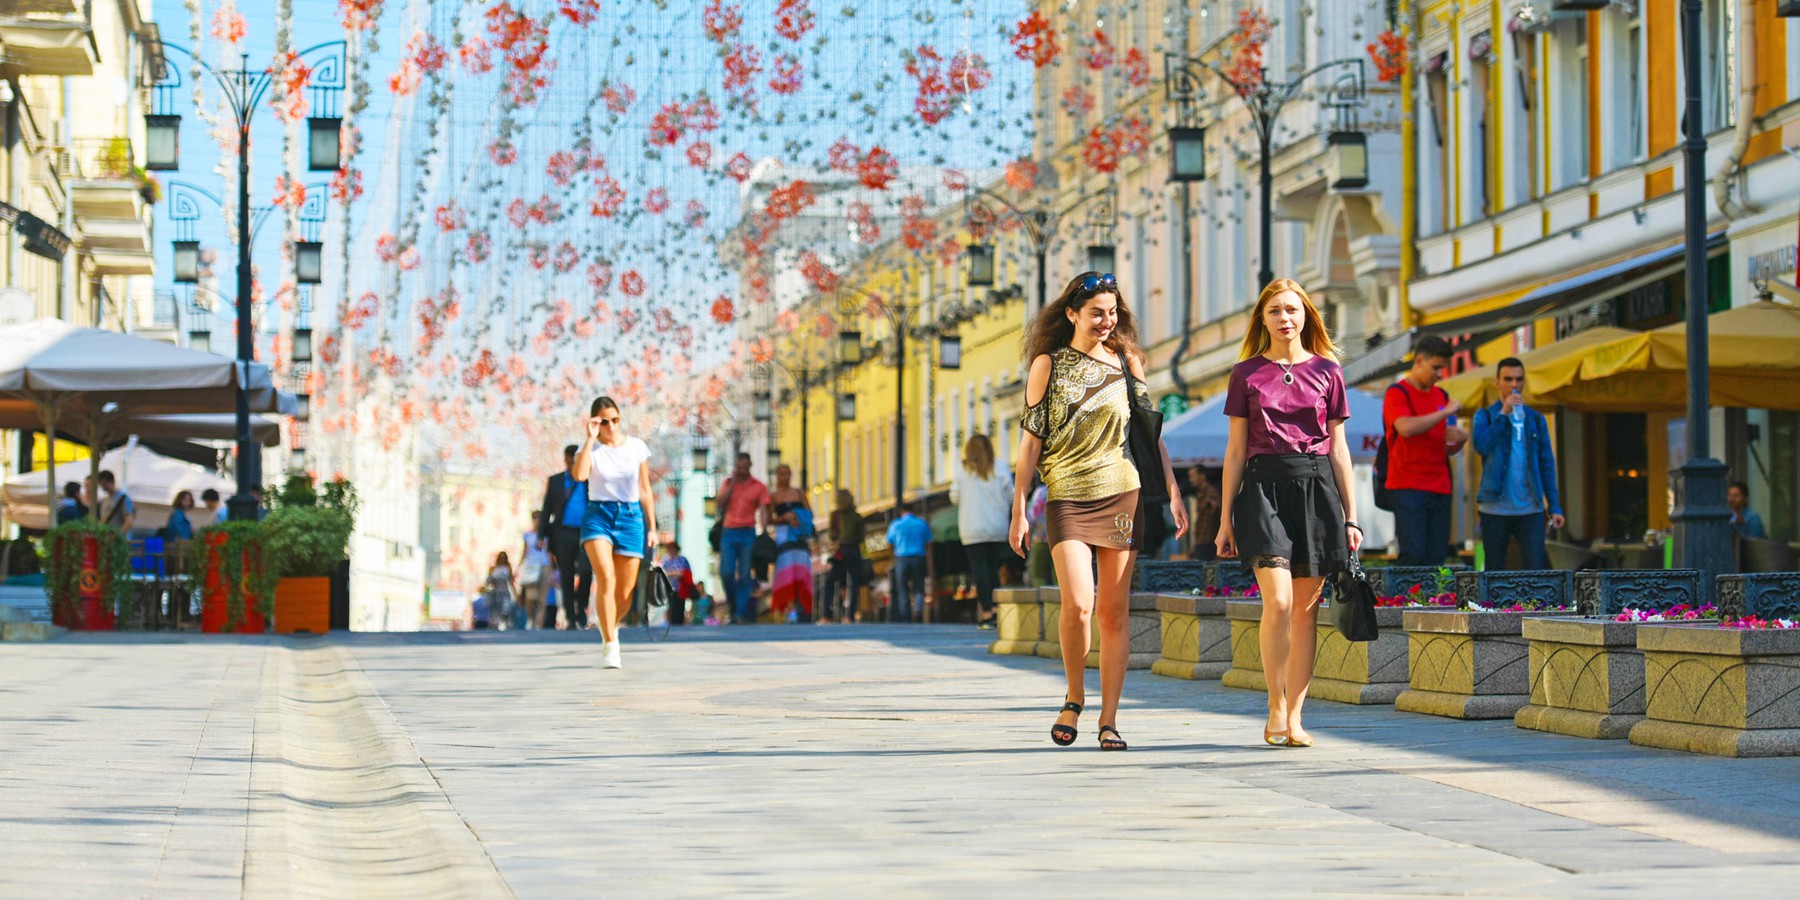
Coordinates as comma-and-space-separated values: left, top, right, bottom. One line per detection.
488, 138, 518, 166
846, 200, 880, 244
388, 62, 422, 96
329, 167, 362, 205
272, 175, 307, 211
398, 247, 421, 271
459, 36, 494, 74
764, 180, 815, 220
710, 295, 735, 324
506, 199, 532, 229
1083, 29, 1114, 71
339, 0, 383, 32
343, 292, 379, 330
557, 0, 602, 25
212, 4, 247, 43
466, 231, 492, 263
703, 0, 743, 42
409, 31, 448, 74
375, 233, 399, 262
1368, 30, 1408, 83
552, 242, 581, 272
1004, 157, 1039, 192
587, 261, 614, 294
1009, 10, 1059, 68
545, 150, 588, 187
906, 46, 991, 126
647, 101, 689, 147
1083, 125, 1122, 174
602, 81, 636, 114
799, 251, 839, 293
1225, 8, 1271, 94
1120, 47, 1150, 88
723, 43, 762, 99
619, 270, 646, 296
685, 141, 713, 168
644, 187, 671, 214
773, 0, 814, 41
900, 195, 936, 252
726, 152, 755, 182
1060, 85, 1094, 118
684, 199, 708, 228
942, 169, 968, 192
768, 55, 804, 95
590, 176, 626, 217
269, 50, 313, 122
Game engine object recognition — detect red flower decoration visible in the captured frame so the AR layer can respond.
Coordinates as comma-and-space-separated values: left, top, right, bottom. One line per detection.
647, 101, 687, 147
488, 138, 518, 166
686, 141, 713, 168
557, 0, 602, 25
710, 295, 735, 324
1084, 29, 1114, 71
726, 152, 754, 182
466, 231, 491, 263
1009, 10, 1059, 68
1082, 125, 1121, 174
703, 0, 742, 42
1060, 85, 1094, 117
1121, 47, 1150, 87
768, 55, 803, 94
774, 0, 814, 41
1367, 30, 1408, 84
1004, 158, 1038, 192
723, 42, 762, 98
764, 180, 815, 220
602, 81, 636, 114
799, 251, 839, 293
619, 270, 646, 296
643, 187, 670, 214
589, 176, 626, 217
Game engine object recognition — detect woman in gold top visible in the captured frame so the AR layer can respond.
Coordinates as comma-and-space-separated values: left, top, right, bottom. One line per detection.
1010, 272, 1187, 751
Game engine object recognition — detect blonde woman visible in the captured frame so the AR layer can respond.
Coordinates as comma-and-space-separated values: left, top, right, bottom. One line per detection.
1215, 279, 1361, 749
951, 434, 1013, 629
574, 396, 656, 669
1009, 272, 1187, 751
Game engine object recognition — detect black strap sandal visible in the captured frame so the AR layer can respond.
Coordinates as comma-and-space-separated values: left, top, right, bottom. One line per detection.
1050, 700, 1082, 746
1098, 724, 1127, 752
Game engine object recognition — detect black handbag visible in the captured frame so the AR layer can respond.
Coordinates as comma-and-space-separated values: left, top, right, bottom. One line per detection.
1329, 557, 1380, 642
646, 566, 676, 608
1120, 363, 1168, 503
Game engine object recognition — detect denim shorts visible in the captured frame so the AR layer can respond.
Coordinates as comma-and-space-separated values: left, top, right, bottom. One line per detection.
581, 500, 646, 558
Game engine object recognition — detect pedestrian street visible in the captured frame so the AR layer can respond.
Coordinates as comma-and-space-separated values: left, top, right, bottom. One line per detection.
5, 626, 1800, 897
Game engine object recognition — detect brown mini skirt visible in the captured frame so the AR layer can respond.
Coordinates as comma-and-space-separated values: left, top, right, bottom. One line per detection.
1047, 489, 1144, 550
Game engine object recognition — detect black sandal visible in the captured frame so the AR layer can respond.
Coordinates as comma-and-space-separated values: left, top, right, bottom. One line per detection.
1050, 700, 1082, 746
1098, 724, 1127, 752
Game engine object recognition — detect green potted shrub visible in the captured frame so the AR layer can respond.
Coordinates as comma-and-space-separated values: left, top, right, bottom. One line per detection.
262, 474, 356, 634
44, 521, 136, 630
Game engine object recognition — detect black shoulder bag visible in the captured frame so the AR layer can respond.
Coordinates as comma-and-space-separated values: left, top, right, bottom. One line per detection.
1120, 363, 1168, 503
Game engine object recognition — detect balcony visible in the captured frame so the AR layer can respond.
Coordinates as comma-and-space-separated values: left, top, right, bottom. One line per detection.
0, 0, 97, 76
66, 137, 157, 221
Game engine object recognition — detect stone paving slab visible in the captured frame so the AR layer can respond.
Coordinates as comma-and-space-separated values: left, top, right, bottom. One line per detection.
6, 626, 1800, 896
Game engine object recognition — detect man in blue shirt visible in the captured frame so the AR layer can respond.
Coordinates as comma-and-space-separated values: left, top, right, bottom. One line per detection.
1728, 482, 1767, 539
1472, 359, 1565, 570
884, 504, 932, 624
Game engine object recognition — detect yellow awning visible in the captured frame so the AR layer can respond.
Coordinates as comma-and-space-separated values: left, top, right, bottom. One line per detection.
1535, 302, 1800, 411
1438, 326, 1642, 411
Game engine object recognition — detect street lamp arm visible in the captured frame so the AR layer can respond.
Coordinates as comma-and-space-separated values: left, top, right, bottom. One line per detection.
153, 42, 251, 123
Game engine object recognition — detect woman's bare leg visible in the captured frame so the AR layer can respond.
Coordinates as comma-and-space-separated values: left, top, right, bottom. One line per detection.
1093, 546, 1135, 730
585, 539, 618, 643
1255, 565, 1295, 736
1286, 576, 1325, 742
612, 554, 641, 631
1050, 540, 1095, 727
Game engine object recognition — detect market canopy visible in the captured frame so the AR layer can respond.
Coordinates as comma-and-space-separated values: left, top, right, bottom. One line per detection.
1162, 386, 1388, 467
1533, 302, 1800, 412
1439, 325, 1642, 412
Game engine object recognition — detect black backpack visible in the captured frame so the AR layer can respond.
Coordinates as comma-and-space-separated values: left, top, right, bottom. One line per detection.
1371, 383, 1412, 513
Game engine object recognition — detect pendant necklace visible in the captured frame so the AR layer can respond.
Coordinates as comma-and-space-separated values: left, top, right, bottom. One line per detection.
1276, 358, 1296, 385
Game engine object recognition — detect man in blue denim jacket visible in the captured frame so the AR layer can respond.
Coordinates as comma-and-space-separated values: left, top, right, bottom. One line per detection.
1472, 359, 1566, 570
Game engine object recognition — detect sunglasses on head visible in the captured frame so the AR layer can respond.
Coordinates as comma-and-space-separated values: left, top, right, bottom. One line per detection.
1079, 273, 1118, 294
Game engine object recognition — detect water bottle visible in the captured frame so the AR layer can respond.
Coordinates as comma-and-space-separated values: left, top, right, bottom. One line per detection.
1509, 389, 1525, 438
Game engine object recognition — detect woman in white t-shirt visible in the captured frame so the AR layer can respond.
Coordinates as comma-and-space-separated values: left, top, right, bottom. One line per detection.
573, 396, 657, 669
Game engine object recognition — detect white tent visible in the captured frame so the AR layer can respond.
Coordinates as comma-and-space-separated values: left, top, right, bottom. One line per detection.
1162, 386, 1389, 466
3, 442, 233, 532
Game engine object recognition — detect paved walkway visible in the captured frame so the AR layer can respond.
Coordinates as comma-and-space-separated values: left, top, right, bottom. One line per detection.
4, 626, 1800, 896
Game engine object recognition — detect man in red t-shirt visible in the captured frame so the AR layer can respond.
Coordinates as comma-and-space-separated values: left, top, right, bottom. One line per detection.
716, 452, 771, 623
1383, 335, 1469, 565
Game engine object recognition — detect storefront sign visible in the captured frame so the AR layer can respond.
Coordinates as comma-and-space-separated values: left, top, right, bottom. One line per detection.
0, 201, 72, 260
1746, 244, 1798, 283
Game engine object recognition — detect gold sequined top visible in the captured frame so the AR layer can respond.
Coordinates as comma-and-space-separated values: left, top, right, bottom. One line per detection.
1021, 347, 1153, 502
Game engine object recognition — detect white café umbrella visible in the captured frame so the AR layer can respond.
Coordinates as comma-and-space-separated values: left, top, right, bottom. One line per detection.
0, 319, 277, 516
3, 441, 234, 531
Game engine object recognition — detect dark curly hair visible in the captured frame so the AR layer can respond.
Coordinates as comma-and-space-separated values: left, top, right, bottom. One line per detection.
1021, 271, 1140, 365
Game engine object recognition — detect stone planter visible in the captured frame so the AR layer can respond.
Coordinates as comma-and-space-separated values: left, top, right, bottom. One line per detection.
1630, 623, 1800, 757
1515, 617, 1650, 739
1396, 608, 1576, 719
1207, 560, 1258, 593
1133, 560, 1210, 594
1220, 600, 1267, 692
1454, 570, 1574, 610
1150, 594, 1231, 680
1310, 606, 1409, 704
1717, 573, 1800, 619
1573, 569, 1703, 615
988, 587, 1042, 656
1035, 588, 1063, 660
1372, 565, 1470, 598
1083, 592, 1161, 669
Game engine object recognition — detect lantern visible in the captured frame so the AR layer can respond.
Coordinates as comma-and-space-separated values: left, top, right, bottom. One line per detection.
1168, 126, 1207, 182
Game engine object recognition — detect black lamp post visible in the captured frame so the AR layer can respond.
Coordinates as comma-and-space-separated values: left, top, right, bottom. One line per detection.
150, 40, 344, 523
836, 286, 938, 513
1670, 0, 1735, 587
1163, 53, 1370, 290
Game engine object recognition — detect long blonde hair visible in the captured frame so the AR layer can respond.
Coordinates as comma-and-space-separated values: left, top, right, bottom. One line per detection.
1237, 278, 1339, 362
961, 434, 995, 479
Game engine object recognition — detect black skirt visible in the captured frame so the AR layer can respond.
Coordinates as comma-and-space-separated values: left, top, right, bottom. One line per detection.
1231, 454, 1348, 578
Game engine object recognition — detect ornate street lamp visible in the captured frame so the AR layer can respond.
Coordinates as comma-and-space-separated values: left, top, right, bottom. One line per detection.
965, 243, 996, 287
295, 240, 323, 284
752, 390, 772, 423
837, 329, 864, 366
1168, 125, 1207, 182
292, 327, 312, 364
145, 114, 181, 170
188, 328, 210, 354
1329, 130, 1369, 190
767, 444, 781, 470
172, 240, 200, 283
690, 445, 709, 473
288, 448, 306, 472
294, 393, 310, 421
837, 392, 857, 422
307, 116, 342, 171
938, 334, 962, 370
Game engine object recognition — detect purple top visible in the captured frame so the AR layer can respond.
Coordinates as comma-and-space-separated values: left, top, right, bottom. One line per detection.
1223, 355, 1350, 458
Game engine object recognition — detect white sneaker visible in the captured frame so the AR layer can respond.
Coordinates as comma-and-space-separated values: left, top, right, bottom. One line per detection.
602, 641, 622, 669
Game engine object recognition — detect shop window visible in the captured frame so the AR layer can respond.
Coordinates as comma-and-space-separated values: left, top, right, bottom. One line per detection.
1604, 413, 1649, 540
1767, 411, 1798, 542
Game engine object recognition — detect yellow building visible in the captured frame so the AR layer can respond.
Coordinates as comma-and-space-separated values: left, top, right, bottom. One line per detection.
1393, 0, 1800, 545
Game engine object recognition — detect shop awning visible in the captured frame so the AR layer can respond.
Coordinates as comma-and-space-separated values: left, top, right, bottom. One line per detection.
1531, 301, 1800, 412
1343, 234, 1726, 387
1439, 326, 1643, 411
